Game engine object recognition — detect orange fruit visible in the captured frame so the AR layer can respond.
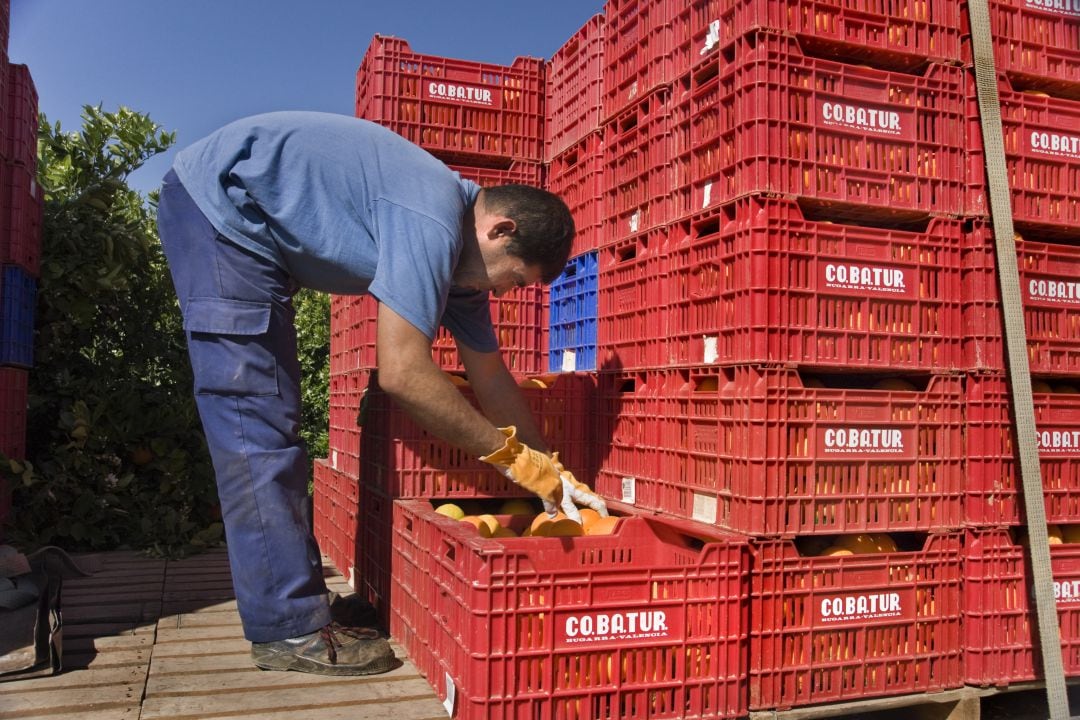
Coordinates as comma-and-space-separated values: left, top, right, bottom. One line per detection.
1031, 380, 1053, 394
822, 546, 854, 556
872, 533, 899, 553
476, 514, 501, 536
530, 511, 566, 536
491, 525, 518, 538
837, 534, 883, 554
1062, 525, 1080, 544
584, 516, 619, 536
434, 503, 465, 520
1048, 525, 1064, 545
460, 516, 492, 538
498, 498, 535, 516
535, 519, 584, 537
578, 508, 602, 528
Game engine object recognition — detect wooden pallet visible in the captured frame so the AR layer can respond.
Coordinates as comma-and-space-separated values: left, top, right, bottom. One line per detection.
0, 547, 446, 720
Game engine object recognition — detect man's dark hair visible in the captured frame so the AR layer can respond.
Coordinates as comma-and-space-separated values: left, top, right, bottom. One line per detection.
481, 185, 575, 284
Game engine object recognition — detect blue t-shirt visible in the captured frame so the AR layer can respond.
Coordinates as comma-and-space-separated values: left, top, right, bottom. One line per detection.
172, 110, 497, 351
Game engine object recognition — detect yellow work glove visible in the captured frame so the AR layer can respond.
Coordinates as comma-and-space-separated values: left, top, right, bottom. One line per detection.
551, 452, 609, 519
480, 426, 564, 516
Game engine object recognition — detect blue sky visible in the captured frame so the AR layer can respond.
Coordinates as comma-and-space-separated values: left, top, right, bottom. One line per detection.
10, 0, 604, 195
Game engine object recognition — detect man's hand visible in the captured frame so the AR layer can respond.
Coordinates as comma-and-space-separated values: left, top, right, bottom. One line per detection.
480, 426, 565, 516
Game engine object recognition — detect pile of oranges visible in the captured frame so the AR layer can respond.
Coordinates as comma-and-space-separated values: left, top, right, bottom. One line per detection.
434, 500, 621, 538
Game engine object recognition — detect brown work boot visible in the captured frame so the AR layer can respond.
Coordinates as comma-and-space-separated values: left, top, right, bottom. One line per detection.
251, 623, 397, 676
328, 591, 378, 629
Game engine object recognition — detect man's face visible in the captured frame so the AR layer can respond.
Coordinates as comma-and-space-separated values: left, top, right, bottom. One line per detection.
483, 242, 542, 297
462, 208, 543, 296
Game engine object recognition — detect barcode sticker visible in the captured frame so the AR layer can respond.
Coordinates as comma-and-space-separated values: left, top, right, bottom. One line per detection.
621, 477, 636, 505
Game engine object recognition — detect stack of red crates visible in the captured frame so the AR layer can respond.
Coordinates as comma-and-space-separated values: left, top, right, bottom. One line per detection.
315, 35, 562, 634
588, 0, 973, 713
0, 0, 36, 536
315, 2, 1080, 716
958, 0, 1080, 691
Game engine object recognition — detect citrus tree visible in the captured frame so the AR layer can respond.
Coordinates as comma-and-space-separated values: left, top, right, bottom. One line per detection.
6, 106, 331, 556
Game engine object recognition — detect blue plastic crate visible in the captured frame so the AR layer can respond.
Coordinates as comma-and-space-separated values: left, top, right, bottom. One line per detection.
547, 251, 597, 372
0, 265, 35, 367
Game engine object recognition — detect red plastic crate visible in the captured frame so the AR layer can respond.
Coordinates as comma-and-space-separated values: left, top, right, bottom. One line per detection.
962, 0, 1080, 97
5, 64, 36, 170
670, 0, 723, 77
328, 369, 370, 478
717, 0, 963, 70
963, 529, 1080, 686
0, 366, 26, 460
967, 74, 1080, 233
312, 458, 362, 582
750, 533, 964, 710
595, 371, 667, 504
393, 498, 750, 720
665, 197, 967, 371
546, 131, 605, 257
329, 293, 378, 375
965, 373, 1080, 526
602, 87, 674, 240
602, 366, 966, 536
355, 35, 545, 164
685, 32, 967, 219
602, 0, 679, 120
430, 284, 546, 375
596, 228, 671, 371
963, 222, 1080, 375
355, 482, 392, 631
0, 162, 42, 276
329, 286, 546, 376
546, 14, 605, 160
447, 160, 542, 188
360, 372, 597, 499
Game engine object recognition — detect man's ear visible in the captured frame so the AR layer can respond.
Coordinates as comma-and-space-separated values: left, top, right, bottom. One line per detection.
489, 218, 517, 240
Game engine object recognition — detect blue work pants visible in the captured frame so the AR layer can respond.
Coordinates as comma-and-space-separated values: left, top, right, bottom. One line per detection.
156, 169, 331, 642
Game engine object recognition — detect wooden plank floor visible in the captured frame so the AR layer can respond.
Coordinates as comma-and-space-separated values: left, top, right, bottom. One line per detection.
0, 547, 446, 720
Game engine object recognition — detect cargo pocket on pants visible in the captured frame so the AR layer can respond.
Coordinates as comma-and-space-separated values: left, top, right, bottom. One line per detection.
184, 297, 279, 396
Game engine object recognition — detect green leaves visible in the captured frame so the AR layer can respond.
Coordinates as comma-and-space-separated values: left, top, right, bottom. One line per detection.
7, 107, 218, 557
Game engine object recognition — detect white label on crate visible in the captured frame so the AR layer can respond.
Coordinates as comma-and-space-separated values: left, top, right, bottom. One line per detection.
1025, 0, 1080, 17
556, 607, 683, 648
1026, 277, 1080, 307
1037, 429, 1080, 457
703, 336, 719, 364
822, 263, 914, 298
29, 179, 36, 196
347, 566, 358, 591
1056, 580, 1080, 604
692, 492, 718, 524
820, 101, 905, 138
331, 449, 339, 469
814, 588, 916, 627
424, 81, 499, 108
443, 672, 456, 716
561, 350, 577, 372
1030, 130, 1080, 160
629, 210, 641, 233
621, 477, 636, 505
702, 182, 713, 208
700, 19, 721, 55
819, 427, 914, 457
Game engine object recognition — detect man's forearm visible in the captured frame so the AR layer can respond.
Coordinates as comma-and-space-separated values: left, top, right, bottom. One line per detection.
459, 347, 549, 452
